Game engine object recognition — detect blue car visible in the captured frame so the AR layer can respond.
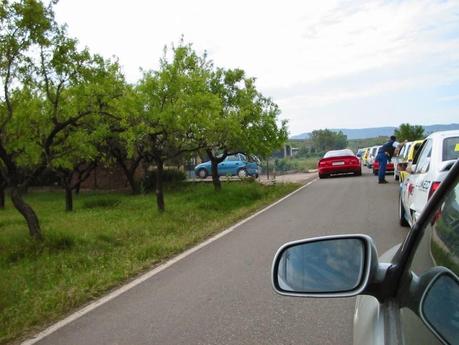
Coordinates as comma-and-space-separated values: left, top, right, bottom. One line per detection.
194, 153, 261, 179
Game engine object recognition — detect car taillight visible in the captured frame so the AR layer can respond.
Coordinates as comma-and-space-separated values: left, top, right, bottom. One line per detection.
428, 181, 441, 200
318, 160, 326, 166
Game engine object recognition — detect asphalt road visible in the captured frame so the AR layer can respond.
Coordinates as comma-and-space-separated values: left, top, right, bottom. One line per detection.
33, 169, 408, 345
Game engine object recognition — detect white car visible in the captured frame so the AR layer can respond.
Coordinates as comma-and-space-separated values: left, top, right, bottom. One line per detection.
399, 130, 459, 227
367, 146, 380, 168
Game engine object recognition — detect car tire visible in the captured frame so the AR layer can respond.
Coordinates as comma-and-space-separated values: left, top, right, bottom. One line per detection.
197, 168, 208, 179
355, 170, 362, 176
399, 195, 409, 227
237, 168, 248, 179
319, 173, 328, 179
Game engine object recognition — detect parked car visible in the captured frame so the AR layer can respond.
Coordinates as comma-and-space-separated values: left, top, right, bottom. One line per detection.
361, 147, 370, 166
317, 149, 361, 179
356, 148, 366, 159
272, 160, 459, 345
395, 140, 423, 182
366, 146, 380, 168
372, 157, 395, 175
400, 130, 459, 227
194, 153, 260, 179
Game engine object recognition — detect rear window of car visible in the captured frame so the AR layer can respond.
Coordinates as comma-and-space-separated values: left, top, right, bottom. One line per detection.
323, 149, 354, 158
442, 137, 459, 161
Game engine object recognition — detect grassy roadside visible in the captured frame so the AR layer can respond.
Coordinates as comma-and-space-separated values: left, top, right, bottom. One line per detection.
0, 181, 299, 344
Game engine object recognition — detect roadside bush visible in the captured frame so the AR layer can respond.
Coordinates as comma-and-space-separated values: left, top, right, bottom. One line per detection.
141, 169, 186, 192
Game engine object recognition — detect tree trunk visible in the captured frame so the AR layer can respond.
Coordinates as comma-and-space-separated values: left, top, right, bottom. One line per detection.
126, 172, 140, 195
0, 184, 5, 209
117, 158, 141, 195
155, 160, 165, 212
10, 187, 42, 240
210, 159, 221, 192
65, 187, 73, 212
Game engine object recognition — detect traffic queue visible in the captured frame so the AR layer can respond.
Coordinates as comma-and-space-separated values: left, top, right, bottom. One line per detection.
358, 130, 459, 227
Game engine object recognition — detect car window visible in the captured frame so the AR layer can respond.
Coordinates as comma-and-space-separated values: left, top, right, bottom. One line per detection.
400, 178, 459, 345
406, 144, 412, 159
225, 155, 238, 161
399, 144, 407, 158
415, 139, 432, 174
411, 142, 423, 161
323, 149, 354, 158
443, 136, 459, 162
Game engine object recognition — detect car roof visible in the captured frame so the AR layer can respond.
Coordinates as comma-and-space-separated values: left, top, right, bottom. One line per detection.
425, 129, 459, 139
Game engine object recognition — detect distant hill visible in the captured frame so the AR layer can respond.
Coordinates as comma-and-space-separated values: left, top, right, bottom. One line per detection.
290, 123, 459, 140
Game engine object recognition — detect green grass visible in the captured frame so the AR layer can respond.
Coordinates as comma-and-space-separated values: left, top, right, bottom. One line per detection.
0, 181, 299, 344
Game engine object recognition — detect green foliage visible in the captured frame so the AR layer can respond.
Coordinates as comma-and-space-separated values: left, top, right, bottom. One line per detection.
394, 123, 425, 141
347, 136, 389, 152
310, 129, 348, 154
203, 67, 288, 159
0, 183, 299, 344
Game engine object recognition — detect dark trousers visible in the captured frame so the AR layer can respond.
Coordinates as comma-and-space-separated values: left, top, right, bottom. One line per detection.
376, 152, 387, 182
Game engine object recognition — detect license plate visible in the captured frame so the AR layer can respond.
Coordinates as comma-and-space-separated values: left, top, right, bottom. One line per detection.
332, 161, 345, 166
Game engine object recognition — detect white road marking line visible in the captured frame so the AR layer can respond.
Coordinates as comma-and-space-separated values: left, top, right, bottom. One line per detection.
21, 177, 317, 345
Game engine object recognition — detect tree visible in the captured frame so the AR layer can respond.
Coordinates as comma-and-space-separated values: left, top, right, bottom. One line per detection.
0, 0, 125, 238
102, 125, 144, 195
394, 123, 425, 141
125, 42, 216, 211
200, 68, 288, 191
0, 172, 5, 209
311, 129, 348, 153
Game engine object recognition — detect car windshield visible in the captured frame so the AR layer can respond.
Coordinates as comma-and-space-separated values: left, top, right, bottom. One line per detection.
323, 149, 354, 158
443, 137, 459, 161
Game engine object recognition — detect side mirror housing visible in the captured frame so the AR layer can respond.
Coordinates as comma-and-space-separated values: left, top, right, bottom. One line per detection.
272, 234, 378, 298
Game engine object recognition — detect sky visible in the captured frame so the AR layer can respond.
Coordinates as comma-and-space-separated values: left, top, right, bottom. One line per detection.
54, 0, 459, 136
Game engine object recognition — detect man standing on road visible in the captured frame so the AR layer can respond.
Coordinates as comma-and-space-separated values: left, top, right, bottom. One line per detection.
376, 135, 397, 184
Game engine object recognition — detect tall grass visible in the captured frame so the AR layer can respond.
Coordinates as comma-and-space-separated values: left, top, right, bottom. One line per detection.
0, 182, 298, 344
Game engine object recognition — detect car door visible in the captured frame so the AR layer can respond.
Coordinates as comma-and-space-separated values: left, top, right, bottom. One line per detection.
401, 141, 426, 223
398, 178, 459, 345
218, 155, 235, 176
411, 139, 433, 221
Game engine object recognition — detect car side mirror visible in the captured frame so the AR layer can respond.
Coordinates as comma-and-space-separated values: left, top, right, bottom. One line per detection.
421, 270, 459, 345
272, 234, 378, 298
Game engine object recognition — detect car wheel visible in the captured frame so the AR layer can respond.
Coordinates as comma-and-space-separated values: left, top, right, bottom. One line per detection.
355, 170, 362, 176
399, 195, 409, 227
237, 168, 248, 179
197, 168, 208, 179
319, 173, 328, 179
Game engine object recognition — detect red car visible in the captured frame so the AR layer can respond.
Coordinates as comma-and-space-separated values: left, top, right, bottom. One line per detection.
317, 149, 362, 179
372, 159, 394, 175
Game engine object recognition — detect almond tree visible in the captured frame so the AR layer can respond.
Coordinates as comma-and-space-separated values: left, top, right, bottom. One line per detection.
125, 42, 219, 211
201, 68, 288, 191
0, 0, 125, 238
